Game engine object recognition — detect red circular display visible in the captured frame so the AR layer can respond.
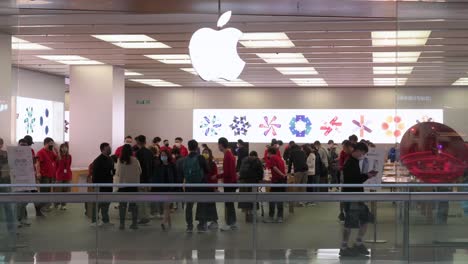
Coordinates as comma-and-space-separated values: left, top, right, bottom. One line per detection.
394, 116, 402, 123
382, 123, 389, 130
394, 130, 401, 138
400, 122, 468, 183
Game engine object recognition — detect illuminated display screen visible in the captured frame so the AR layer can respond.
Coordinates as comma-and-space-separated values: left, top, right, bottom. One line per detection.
193, 109, 443, 144
16, 96, 64, 142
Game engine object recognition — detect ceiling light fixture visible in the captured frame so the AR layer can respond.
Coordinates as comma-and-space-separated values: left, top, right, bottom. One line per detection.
37, 55, 103, 65
129, 79, 180, 87
215, 79, 253, 87
12, 36, 51, 50
373, 66, 414, 74
374, 78, 408, 86
257, 53, 308, 64
372, 52, 421, 63
452, 77, 468, 86
124, 71, 143, 76
275, 67, 318, 75
240, 32, 294, 48
372, 31, 431, 46
180, 68, 199, 75
145, 54, 191, 64
92, 34, 171, 49
290, 78, 327, 86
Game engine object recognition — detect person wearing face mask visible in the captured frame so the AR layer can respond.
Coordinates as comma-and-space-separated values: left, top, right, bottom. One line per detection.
153, 150, 176, 231
160, 139, 172, 154
202, 148, 219, 230
173, 137, 189, 157
339, 142, 377, 257
115, 136, 133, 158
36, 137, 58, 212
55, 143, 72, 210
263, 139, 282, 169
91, 142, 115, 227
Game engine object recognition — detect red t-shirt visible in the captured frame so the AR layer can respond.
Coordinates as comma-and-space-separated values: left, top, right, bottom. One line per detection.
207, 161, 219, 184
221, 149, 237, 183
56, 155, 72, 181
160, 146, 172, 154
270, 155, 286, 183
173, 145, 189, 157
339, 150, 350, 171
37, 148, 57, 178
263, 148, 281, 169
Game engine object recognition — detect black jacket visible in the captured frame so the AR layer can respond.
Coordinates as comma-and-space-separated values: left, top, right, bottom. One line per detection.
239, 156, 264, 183
136, 147, 154, 184
92, 154, 114, 184
342, 156, 368, 192
236, 147, 249, 172
288, 146, 308, 173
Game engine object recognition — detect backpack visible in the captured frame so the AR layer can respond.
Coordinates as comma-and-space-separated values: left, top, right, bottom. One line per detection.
183, 155, 205, 183
240, 157, 263, 182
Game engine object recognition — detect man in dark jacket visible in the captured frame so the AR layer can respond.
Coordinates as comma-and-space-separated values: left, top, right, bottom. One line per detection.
238, 151, 264, 222
91, 142, 115, 226
340, 142, 377, 257
287, 144, 308, 202
135, 135, 154, 225
236, 140, 249, 172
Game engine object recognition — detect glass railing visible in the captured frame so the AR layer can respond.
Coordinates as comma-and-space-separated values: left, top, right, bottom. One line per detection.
1, 183, 468, 263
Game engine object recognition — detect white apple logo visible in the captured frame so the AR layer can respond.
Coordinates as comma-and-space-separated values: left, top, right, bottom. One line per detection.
189, 11, 246, 81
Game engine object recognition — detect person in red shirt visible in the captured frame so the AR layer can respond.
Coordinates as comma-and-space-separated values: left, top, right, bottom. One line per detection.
160, 139, 172, 154
55, 143, 72, 210
173, 137, 189, 157
263, 139, 282, 169
338, 139, 356, 221
202, 147, 219, 230
266, 146, 287, 224
115, 136, 133, 157
218, 137, 238, 231
36, 137, 58, 212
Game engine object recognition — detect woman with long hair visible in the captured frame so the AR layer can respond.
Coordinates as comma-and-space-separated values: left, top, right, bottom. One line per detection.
202, 147, 219, 230
116, 144, 141, 230
55, 143, 72, 210
155, 150, 176, 231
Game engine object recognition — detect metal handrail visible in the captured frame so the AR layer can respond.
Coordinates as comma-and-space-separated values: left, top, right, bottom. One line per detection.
0, 183, 467, 188
0, 191, 467, 203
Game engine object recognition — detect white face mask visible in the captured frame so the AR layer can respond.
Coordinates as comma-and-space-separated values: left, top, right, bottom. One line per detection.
175, 143, 181, 147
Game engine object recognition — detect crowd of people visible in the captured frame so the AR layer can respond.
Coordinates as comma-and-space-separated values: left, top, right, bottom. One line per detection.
0, 133, 380, 257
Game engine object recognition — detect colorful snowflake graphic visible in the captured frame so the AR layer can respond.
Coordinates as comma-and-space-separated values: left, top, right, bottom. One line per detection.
200, 115, 222, 136
229, 116, 251, 136
40, 108, 50, 135
23, 107, 36, 134
259, 116, 281, 136
352, 115, 373, 138
320, 116, 342, 136
382, 116, 405, 138
289, 115, 312, 137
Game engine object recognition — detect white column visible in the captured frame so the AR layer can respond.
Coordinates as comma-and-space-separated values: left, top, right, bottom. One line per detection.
69, 66, 125, 168
0, 34, 13, 145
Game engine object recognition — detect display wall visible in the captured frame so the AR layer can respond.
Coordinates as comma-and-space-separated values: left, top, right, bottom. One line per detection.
125, 86, 467, 156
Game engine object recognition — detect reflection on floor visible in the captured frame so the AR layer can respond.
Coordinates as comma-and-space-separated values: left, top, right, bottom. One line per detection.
1, 202, 468, 263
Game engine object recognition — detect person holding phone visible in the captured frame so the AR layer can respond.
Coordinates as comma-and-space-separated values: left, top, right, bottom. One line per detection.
340, 142, 377, 257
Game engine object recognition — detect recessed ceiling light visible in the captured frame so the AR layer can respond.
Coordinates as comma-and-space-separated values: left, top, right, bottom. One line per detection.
180, 68, 198, 75
130, 79, 180, 87
92, 34, 171, 49
145, 54, 191, 64
290, 78, 327, 86
256, 53, 308, 64
372, 52, 421, 63
112, 42, 170, 49
240, 32, 294, 48
452, 77, 468, 86
12, 36, 51, 50
372, 31, 431, 46
124, 71, 142, 76
374, 78, 408, 86
37, 55, 103, 65
373, 66, 414, 74
92, 35, 155, 42
215, 79, 253, 87
275, 67, 318, 75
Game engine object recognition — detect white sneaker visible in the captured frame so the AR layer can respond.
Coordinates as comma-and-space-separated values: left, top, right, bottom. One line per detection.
208, 222, 219, 230
90, 222, 100, 227
220, 225, 235, 231
99, 222, 114, 227
276, 217, 284, 223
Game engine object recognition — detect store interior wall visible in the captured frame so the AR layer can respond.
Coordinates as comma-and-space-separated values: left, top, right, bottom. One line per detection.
11, 67, 66, 152
125, 86, 467, 157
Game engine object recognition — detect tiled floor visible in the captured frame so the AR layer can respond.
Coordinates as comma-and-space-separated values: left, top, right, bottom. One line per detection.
1, 201, 468, 263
